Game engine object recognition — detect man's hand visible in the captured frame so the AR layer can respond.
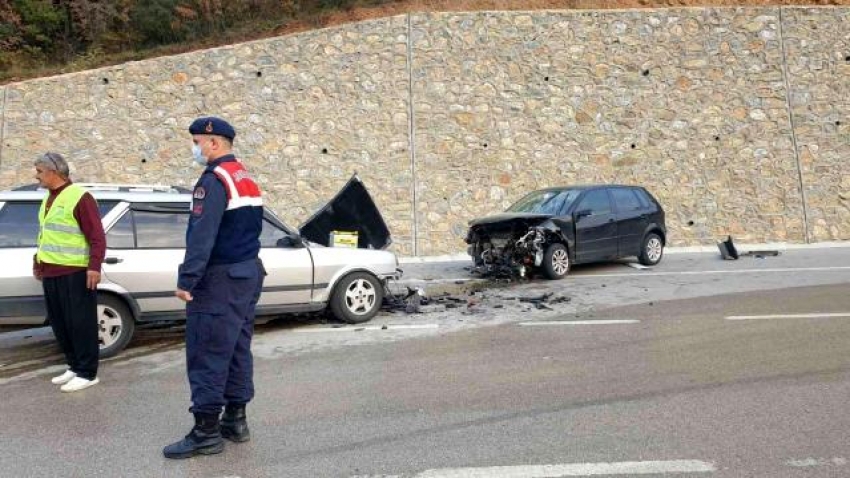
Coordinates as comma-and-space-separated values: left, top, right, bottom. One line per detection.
175, 289, 193, 302
33, 268, 42, 282
86, 271, 101, 290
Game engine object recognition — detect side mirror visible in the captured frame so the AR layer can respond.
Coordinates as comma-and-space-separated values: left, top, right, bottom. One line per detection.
575, 209, 592, 220
276, 234, 304, 248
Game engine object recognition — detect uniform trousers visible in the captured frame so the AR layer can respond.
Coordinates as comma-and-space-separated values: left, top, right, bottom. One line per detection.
186, 258, 264, 415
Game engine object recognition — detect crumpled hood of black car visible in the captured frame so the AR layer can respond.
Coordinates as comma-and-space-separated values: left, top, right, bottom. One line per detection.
467, 213, 553, 230
299, 174, 392, 250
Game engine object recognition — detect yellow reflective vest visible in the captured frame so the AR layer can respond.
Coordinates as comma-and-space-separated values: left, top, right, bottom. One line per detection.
37, 184, 90, 267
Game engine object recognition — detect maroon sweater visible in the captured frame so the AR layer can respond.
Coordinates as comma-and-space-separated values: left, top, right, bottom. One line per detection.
33, 182, 107, 278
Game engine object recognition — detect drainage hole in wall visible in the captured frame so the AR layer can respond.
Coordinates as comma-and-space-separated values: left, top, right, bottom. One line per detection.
141, 158, 147, 163
836, 121, 842, 126
630, 143, 636, 149
102, 78, 109, 84
321, 148, 328, 154
544, 76, 549, 81
256, 71, 262, 77
714, 136, 720, 141
483, 143, 488, 148
687, 220, 695, 226
642, 69, 650, 76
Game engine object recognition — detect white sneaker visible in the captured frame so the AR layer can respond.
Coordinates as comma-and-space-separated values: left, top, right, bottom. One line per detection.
51, 370, 76, 385
60, 376, 99, 393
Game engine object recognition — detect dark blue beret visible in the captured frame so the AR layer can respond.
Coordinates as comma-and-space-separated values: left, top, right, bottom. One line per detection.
188, 117, 236, 141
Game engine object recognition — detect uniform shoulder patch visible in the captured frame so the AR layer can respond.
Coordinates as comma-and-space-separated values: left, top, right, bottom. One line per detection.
193, 186, 206, 199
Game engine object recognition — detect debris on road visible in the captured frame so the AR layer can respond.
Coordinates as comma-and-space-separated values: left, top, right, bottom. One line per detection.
382, 282, 571, 315
717, 236, 779, 260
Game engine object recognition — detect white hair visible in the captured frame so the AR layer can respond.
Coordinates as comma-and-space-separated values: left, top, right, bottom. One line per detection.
34, 152, 70, 177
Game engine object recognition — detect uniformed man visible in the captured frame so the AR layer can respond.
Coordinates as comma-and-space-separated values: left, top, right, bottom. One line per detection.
33, 152, 106, 393
164, 117, 265, 459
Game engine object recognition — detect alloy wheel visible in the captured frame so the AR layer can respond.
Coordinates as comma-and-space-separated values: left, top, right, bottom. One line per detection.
646, 237, 663, 263
97, 304, 124, 349
551, 249, 570, 276
344, 279, 377, 316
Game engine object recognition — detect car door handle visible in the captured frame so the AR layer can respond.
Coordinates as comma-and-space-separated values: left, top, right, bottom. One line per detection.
104, 257, 123, 264
608, 218, 615, 223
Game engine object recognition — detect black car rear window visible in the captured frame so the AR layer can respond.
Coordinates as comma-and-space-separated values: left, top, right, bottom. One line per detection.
0, 200, 117, 248
633, 188, 654, 209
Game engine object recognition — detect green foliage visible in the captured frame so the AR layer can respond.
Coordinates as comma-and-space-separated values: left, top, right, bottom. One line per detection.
13, 0, 66, 53
130, 0, 185, 46
0, 0, 399, 83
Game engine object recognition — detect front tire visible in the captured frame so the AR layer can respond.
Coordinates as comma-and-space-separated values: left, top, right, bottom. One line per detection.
97, 294, 135, 358
638, 232, 664, 266
329, 272, 384, 324
542, 243, 570, 280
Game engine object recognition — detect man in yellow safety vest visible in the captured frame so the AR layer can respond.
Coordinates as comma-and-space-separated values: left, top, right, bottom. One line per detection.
32, 152, 106, 393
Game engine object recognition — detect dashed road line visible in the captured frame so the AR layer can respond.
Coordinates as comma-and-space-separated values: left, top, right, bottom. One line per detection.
725, 312, 850, 321
787, 457, 848, 468
399, 265, 850, 285
519, 320, 640, 326
293, 324, 439, 333
570, 265, 850, 279
351, 460, 716, 477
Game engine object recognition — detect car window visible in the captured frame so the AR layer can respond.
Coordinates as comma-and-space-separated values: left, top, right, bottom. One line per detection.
107, 210, 188, 249
576, 190, 612, 215
106, 212, 135, 249
96, 200, 118, 218
135, 210, 188, 248
611, 188, 642, 212
259, 219, 289, 248
507, 190, 580, 215
0, 202, 41, 247
634, 188, 654, 209
0, 199, 119, 248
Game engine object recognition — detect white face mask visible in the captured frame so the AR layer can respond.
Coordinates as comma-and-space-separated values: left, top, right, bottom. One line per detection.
192, 143, 207, 165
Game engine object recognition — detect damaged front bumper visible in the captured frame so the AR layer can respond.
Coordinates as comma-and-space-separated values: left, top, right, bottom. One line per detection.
466, 227, 547, 278
465, 213, 565, 279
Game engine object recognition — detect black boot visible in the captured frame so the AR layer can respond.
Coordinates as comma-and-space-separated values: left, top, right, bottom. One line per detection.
163, 413, 225, 459
221, 403, 250, 443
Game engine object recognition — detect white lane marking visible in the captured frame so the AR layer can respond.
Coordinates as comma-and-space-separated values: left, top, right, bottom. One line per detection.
520, 320, 640, 326
574, 265, 850, 279
399, 266, 850, 285
787, 457, 848, 468
294, 324, 439, 333
352, 460, 716, 477
725, 312, 850, 321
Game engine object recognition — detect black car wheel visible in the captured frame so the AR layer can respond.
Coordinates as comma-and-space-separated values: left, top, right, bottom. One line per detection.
542, 243, 570, 280
97, 294, 135, 358
638, 232, 664, 266
329, 272, 384, 324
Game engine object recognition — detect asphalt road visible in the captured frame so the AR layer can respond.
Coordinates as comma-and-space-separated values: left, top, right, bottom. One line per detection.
1, 248, 850, 477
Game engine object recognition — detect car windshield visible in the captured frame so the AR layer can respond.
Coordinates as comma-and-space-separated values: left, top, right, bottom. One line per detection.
506, 189, 580, 215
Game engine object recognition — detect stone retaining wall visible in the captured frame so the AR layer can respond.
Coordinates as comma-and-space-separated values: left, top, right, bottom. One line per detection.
0, 7, 847, 256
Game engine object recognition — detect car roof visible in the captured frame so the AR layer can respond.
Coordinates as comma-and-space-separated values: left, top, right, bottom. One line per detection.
534, 184, 640, 193
0, 183, 192, 203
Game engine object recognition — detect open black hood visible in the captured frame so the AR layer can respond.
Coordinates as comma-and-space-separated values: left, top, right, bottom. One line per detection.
298, 174, 392, 250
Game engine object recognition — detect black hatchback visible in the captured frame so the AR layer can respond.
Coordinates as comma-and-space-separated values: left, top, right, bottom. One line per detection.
465, 185, 666, 279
